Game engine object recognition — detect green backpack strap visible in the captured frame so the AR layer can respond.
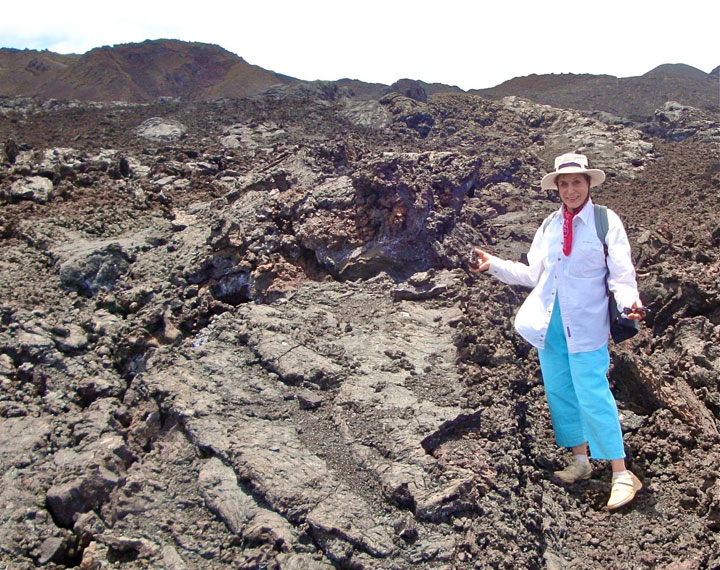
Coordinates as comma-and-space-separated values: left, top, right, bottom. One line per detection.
594, 204, 612, 296
541, 210, 560, 234
593, 204, 609, 247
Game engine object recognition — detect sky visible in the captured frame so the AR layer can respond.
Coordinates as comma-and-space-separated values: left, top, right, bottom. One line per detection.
1, 0, 718, 90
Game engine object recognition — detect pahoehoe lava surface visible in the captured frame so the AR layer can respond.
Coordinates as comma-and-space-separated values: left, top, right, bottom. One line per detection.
0, 87, 719, 569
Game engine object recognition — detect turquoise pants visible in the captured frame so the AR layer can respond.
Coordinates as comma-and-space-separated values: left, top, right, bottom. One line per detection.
537, 298, 625, 460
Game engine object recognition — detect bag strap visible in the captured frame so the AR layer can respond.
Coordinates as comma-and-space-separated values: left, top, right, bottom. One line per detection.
593, 204, 609, 247
593, 204, 612, 296
541, 210, 560, 234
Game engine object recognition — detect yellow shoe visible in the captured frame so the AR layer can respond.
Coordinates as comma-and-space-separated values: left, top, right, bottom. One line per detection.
606, 471, 642, 510
553, 460, 592, 484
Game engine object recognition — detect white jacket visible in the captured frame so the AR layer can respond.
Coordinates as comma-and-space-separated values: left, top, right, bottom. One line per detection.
487, 199, 639, 353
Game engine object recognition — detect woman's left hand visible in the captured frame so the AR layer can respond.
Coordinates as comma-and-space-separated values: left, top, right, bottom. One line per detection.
625, 300, 647, 321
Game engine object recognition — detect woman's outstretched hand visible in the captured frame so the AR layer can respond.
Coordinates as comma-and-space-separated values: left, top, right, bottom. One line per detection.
625, 300, 647, 321
469, 248, 492, 273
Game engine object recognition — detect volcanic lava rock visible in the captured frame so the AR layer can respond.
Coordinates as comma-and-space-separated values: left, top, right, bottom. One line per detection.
3, 139, 19, 164
0, 85, 717, 569
135, 117, 187, 141
8, 175, 53, 203
644, 101, 720, 142
54, 240, 133, 296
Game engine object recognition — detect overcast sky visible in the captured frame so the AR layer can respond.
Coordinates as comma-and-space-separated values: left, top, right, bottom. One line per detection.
2, 0, 718, 90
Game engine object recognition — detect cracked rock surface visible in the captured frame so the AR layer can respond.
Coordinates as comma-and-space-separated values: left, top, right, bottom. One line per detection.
0, 88, 719, 568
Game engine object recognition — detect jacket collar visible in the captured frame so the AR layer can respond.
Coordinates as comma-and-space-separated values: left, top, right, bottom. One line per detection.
576, 197, 594, 224
559, 197, 594, 224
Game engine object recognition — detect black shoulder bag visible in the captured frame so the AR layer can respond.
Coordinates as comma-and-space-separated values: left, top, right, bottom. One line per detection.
593, 205, 638, 343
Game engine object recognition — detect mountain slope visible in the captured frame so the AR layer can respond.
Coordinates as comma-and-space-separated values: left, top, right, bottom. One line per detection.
0, 40, 717, 121
0, 49, 78, 96
471, 64, 718, 120
0, 39, 294, 102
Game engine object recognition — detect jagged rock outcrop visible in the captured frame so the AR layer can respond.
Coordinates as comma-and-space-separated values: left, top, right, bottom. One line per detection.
642, 101, 720, 142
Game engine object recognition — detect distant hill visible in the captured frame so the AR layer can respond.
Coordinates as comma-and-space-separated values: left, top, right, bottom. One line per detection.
334, 78, 462, 102
0, 39, 716, 121
334, 78, 389, 100
0, 39, 294, 102
0, 49, 78, 96
470, 63, 718, 121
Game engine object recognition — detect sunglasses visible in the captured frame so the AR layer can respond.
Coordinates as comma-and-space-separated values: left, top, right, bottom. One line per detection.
622, 306, 650, 317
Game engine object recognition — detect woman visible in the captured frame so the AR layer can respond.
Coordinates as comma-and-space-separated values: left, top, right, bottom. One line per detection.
470, 152, 645, 510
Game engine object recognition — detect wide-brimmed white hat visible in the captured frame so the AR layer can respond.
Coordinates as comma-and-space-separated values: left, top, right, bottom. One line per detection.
540, 152, 606, 190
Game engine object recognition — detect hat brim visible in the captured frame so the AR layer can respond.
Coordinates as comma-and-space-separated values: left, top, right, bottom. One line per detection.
541, 168, 606, 190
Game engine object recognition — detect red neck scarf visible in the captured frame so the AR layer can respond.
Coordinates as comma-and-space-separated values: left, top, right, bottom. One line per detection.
562, 196, 590, 256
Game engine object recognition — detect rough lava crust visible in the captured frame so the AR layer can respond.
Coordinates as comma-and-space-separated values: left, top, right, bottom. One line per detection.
0, 87, 719, 569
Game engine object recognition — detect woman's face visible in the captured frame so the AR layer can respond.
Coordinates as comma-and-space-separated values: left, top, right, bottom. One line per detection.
556, 173, 590, 212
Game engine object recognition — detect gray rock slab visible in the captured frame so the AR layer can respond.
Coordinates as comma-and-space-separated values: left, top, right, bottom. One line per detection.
0, 353, 14, 376
0, 416, 51, 470
8, 176, 53, 203
135, 117, 187, 141
275, 552, 336, 569
50, 226, 174, 296
198, 457, 260, 534
189, 277, 492, 530
38, 535, 67, 565
237, 278, 493, 520
224, 419, 338, 521
52, 323, 89, 352
306, 487, 395, 558
53, 241, 132, 296
341, 101, 392, 130
46, 467, 120, 527
99, 420, 251, 566
220, 122, 286, 150
252, 332, 343, 387
297, 390, 324, 410
160, 544, 188, 570
134, 316, 397, 562
51, 433, 132, 474
16, 328, 56, 356
96, 534, 159, 558
0, 467, 51, 558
